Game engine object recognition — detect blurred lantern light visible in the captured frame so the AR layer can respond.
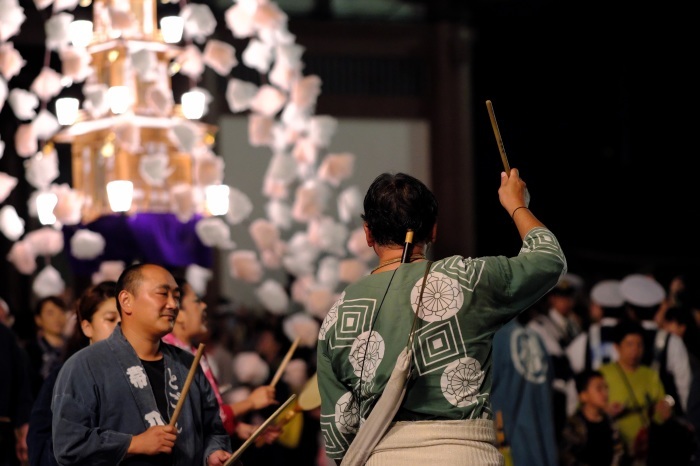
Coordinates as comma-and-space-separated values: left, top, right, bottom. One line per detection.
181, 90, 206, 119
36, 192, 58, 225
205, 185, 230, 216
106, 180, 134, 213
55, 98, 80, 125
160, 16, 184, 44
69, 20, 94, 48
107, 86, 130, 114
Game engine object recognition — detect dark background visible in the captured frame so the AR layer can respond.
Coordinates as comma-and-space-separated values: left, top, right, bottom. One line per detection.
1, 0, 697, 333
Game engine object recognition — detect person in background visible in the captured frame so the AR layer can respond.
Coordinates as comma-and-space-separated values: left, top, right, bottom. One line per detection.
599, 320, 672, 464
0, 322, 33, 466
492, 313, 558, 466
164, 276, 280, 443
51, 263, 231, 465
560, 369, 625, 466
317, 169, 567, 464
24, 297, 69, 398
27, 281, 121, 466
0, 298, 16, 328
567, 279, 626, 375
527, 275, 581, 440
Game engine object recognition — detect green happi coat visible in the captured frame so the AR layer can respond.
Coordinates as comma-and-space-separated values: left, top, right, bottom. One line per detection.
317, 227, 567, 462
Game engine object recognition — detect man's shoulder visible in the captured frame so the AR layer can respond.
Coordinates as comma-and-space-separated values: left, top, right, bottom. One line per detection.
161, 340, 196, 365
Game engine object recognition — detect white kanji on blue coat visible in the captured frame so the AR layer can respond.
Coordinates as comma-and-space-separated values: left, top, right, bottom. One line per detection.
127, 366, 149, 388
145, 410, 165, 427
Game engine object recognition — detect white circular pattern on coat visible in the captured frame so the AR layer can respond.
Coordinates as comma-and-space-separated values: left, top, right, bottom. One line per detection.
411, 271, 463, 322
510, 327, 548, 384
335, 391, 359, 434
349, 330, 384, 381
440, 356, 484, 407
318, 292, 344, 340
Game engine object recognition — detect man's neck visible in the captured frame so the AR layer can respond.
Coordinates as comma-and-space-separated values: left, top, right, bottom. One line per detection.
122, 325, 163, 360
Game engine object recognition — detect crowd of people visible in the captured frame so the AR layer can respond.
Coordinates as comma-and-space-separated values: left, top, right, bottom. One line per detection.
0, 169, 699, 466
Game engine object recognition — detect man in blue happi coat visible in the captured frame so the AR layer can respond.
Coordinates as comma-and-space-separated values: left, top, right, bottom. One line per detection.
52, 263, 232, 465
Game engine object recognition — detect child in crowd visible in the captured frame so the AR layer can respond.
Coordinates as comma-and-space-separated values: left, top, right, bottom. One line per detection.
560, 369, 625, 466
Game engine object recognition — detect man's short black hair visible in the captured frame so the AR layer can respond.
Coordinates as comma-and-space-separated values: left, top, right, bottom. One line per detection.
575, 369, 604, 394
612, 319, 645, 345
115, 262, 147, 314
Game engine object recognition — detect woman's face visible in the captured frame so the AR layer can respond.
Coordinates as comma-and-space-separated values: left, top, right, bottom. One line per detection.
36, 300, 68, 338
81, 298, 120, 344
616, 333, 644, 369
177, 284, 208, 342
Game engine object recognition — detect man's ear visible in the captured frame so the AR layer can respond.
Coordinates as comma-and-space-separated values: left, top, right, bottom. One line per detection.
118, 290, 133, 316
363, 222, 374, 247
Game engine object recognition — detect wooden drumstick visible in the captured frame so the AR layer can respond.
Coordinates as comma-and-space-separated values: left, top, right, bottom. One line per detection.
169, 343, 205, 427
270, 337, 300, 388
485, 100, 511, 174
224, 394, 298, 466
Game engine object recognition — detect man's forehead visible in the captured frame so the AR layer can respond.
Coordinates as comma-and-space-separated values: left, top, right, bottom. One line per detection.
140, 265, 177, 287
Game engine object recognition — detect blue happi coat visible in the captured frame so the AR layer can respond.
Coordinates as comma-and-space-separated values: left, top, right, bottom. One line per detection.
51, 325, 230, 465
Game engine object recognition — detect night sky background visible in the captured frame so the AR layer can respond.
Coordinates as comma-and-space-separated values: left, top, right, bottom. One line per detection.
466, 0, 697, 286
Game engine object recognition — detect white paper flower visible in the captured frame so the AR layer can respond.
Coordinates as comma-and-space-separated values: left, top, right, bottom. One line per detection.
248, 113, 274, 147
113, 122, 141, 153
280, 102, 310, 133
33, 0, 54, 11
292, 180, 331, 223
233, 351, 269, 385
339, 259, 368, 283
70, 229, 105, 260
252, 2, 287, 31
185, 264, 212, 296
25, 227, 64, 256
249, 218, 280, 253
291, 75, 321, 110
224, 2, 255, 39
317, 256, 340, 290
194, 152, 224, 186
203, 40, 237, 76
130, 48, 158, 81
44, 12, 73, 50
0, 0, 26, 42
281, 358, 308, 393
108, 6, 136, 35
241, 39, 273, 74
317, 153, 355, 187
292, 137, 317, 166
265, 199, 292, 230
249, 84, 286, 117
91, 260, 125, 285
9, 88, 39, 120
82, 83, 109, 118
60, 46, 93, 82
53, 0, 79, 12
145, 84, 174, 116
7, 240, 36, 275
0, 138, 4, 159
337, 185, 363, 224
226, 187, 253, 225
255, 279, 289, 315
283, 312, 319, 348
282, 232, 320, 277
347, 227, 375, 262
30, 67, 64, 101
195, 217, 234, 249
170, 183, 198, 223
180, 3, 216, 43
24, 149, 58, 190
51, 183, 83, 226
228, 250, 263, 284
0, 42, 25, 80
309, 115, 337, 148
308, 216, 349, 256
226, 78, 258, 113
176, 44, 204, 80
291, 274, 314, 305
14, 123, 37, 157
0, 171, 18, 202
32, 265, 65, 298
305, 286, 335, 320
139, 152, 174, 187
260, 243, 284, 270
0, 205, 24, 240
169, 121, 200, 153
0, 78, 7, 112
268, 60, 298, 91
32, 109, 60, 140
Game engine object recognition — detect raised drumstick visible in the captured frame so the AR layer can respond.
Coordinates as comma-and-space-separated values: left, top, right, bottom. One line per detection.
270, 336, 300, 388
169, 343, 205, 427
485, 100, 511, 174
